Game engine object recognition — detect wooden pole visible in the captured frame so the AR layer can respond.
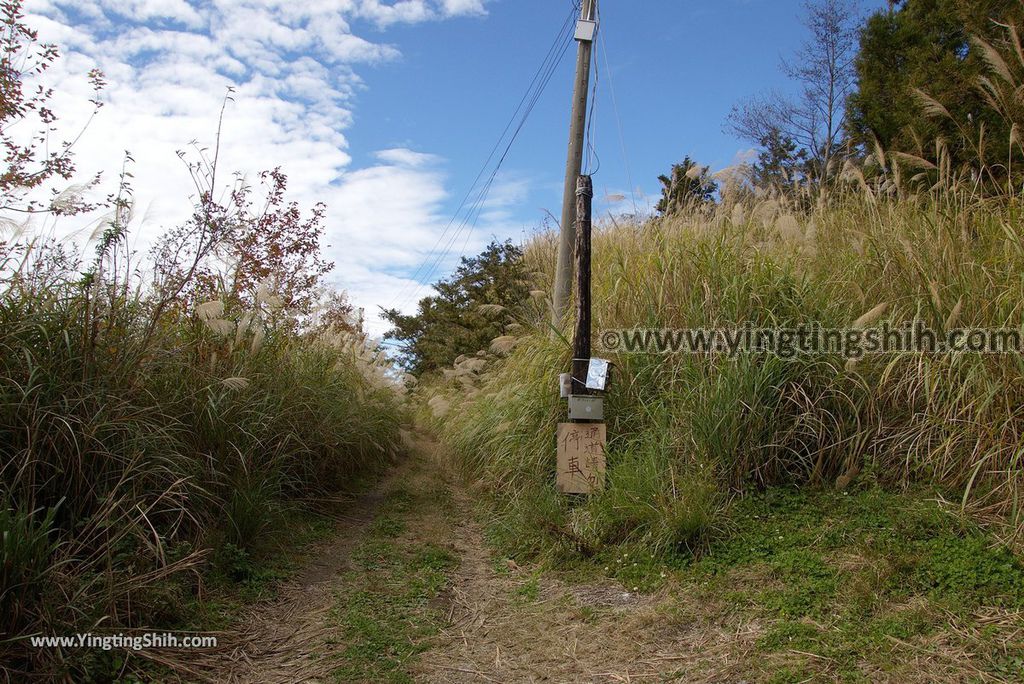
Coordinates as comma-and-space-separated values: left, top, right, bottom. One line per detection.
571, 175, 593, 399
551, 0, 596, 332
556, 175, 605, 495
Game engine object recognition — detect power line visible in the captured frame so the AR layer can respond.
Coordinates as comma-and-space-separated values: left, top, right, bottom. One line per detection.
386, 2, 579, 313
449, 26, 576, 269
599, 21, 639, 217
401, 6, 576, 307
387, 25, 571, 314
583, 2, 601, 175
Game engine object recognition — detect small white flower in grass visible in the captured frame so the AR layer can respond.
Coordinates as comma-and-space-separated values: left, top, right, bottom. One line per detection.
852, 302, 889, 329
427, 395, 450, 418
51, 184, 97, 214
945, 296, 964, 331
457, 357, 488, 373
250, 326, 265, 354
255, 282, 271, 304
490, 336, 518, 355
728, 203, 746, 226
235, 313, 253, 346
775, 214, 803, 243
255, 282, 285, 311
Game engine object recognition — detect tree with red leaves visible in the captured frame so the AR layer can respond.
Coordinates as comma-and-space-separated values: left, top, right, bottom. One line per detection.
153, 133, 335, 324
0, 0, 105, 215
228, 167, 334, 316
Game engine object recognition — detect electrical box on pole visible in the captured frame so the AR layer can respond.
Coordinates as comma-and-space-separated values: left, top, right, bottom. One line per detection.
574, 19, 597, 42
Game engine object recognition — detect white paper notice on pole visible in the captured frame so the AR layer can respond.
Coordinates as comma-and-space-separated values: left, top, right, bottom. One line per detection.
585, 358, 609, 390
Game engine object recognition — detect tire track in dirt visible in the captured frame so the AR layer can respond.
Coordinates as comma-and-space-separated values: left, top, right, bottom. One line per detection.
180, 436, 755, 683
414, 444, 758, 684
188, 453, 418, 684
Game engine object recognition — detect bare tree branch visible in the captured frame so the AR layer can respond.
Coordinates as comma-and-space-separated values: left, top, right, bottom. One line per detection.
728, 0, 861, 187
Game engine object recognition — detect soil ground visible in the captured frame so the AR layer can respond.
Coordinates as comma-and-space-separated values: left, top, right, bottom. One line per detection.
178, 436, 1022, 684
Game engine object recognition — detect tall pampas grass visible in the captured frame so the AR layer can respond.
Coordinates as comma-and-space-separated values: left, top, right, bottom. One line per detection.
428, 167, 1024, 561
0, 241, 406, 678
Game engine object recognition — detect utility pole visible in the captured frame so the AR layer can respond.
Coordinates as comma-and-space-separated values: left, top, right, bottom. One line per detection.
551, 0, 597, 331
571, 175, 594, 396
554, 174, 606, 496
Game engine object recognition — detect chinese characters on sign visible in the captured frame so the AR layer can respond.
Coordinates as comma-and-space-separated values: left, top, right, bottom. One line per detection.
556, 423, 607, 494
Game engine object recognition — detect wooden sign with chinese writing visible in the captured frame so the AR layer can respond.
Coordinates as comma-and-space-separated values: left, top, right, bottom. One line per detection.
556, 423, 606, 494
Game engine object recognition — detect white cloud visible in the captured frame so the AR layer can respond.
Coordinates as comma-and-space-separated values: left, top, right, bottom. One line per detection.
439, 0, 487, 17
355, 0, 488, 28
13, 0, 503, 336
98, 0, 204, 27
732, 148, 758, 165
375, 148, 441, 167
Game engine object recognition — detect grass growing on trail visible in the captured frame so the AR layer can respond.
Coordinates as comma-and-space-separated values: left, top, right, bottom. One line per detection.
492, 483, 1023, 680
330, 466, 459, 684
183, 508, 342, 632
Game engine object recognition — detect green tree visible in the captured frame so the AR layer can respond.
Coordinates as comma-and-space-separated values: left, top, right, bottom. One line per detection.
655, 157, 718, 215
847, 0, 1024, 171
382, 240, 530, 376
752, 128, 810, 193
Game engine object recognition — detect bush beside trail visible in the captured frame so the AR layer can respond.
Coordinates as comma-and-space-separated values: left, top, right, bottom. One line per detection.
0, 242, 406, 679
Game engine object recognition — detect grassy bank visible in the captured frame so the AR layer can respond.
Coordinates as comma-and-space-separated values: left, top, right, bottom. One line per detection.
429, 189, 1024, 564
0, 241, 406, 679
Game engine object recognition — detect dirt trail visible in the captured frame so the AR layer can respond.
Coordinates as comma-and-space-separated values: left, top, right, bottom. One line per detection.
187, 459, 409, 684
414, 477, 753, 684
186, 436, 750, 684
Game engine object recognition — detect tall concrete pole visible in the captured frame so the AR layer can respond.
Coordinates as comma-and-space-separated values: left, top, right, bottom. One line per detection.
550, 0, 596, 332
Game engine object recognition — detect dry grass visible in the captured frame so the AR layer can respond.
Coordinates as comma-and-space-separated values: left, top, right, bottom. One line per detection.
0, 238, 406, 679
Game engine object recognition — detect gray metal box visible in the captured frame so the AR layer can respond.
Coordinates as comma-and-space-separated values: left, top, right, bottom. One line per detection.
568, 395, 603, 420
575, 19, 596, 42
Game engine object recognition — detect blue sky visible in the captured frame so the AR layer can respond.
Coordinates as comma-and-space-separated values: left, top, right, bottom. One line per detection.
350, 0, 885, 221
23, 0, 886, 335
